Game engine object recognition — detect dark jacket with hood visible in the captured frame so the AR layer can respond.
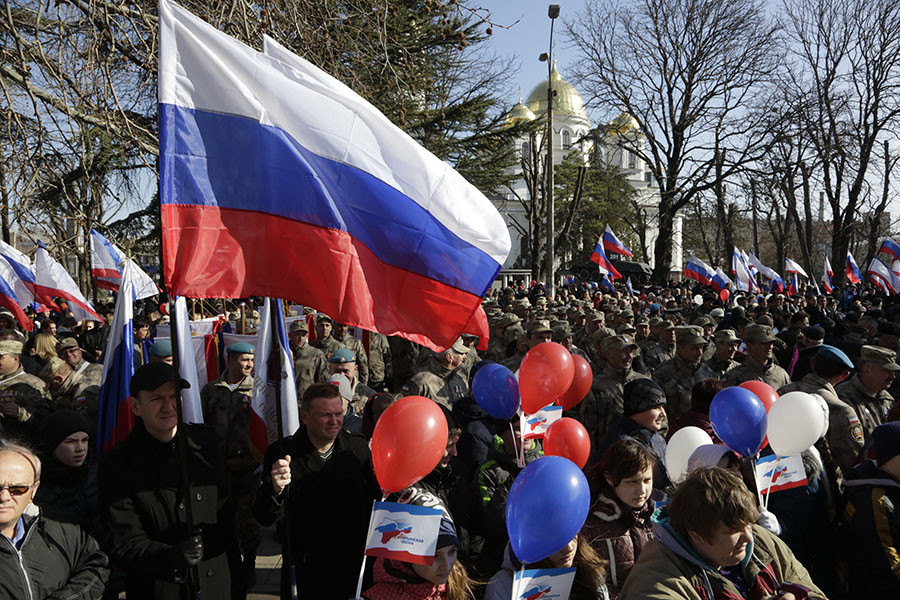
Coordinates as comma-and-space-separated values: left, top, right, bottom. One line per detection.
620, 513, 826, 599
841, 459, 900, 595
597, 417, 670, 492
582, 492, 655, 597
0, 504, 109, 600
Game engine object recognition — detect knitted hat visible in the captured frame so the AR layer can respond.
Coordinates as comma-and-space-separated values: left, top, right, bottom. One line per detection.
39, 409, 90, 456
873, 422, 900, 466
623, 379, 667, 416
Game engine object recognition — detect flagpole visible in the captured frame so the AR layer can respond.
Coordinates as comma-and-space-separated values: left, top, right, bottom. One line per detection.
169, 297, 201, 600
269, 298, 299, 600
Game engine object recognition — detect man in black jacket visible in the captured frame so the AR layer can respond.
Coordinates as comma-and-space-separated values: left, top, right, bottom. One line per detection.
98, 363, 242, 600
0, 441, 109, 599
256, 382, 380, 600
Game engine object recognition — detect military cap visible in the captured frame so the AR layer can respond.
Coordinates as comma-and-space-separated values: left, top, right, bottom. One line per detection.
39, 357, 67, 384
623, 379, 667, 416
649, 317, 664, 328
636, 317, 650, 326
743, 324, 777, 343
675, 326, 706, 345
525, 320, 552, 335
713, 329, 741, 344
329, 348, 356, 363
800, 325, 825, 342
56, 337, 81, 353
814, 345, 855, 371
289, 319, 309, 333
878, 321, 900, 337
226, 342, 255, 355
551, 325, 573, 342
514, 298, 532, 308
506, 324, 525, 338
601, 334, 638, 353
497, 313, 521, 329
550, 320, 569, 329
150, 339, 173, 358
447, 338, 469, 355
615, 323, 637, 335
860, 345, 900, 371
658, 320, 675, 332
590, 327, 616, 345
316, 313, 333, 324
709, 308, 725, 318
0, 340, 23, 356
692, 315, 715, 328
588, 311, 605, 322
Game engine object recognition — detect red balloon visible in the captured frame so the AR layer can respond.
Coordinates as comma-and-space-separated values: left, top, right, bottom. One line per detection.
543, 418, 591, 469
556, 355, 593, 411
720, 289, 730, 302
519, 342, 575, 414
739, 381, 778, 449
371, 396, 448, 492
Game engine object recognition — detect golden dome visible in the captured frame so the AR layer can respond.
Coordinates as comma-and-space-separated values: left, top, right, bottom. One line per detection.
506, 100, 537, 125
525, 64, 588, 120
608, 111, 640, 135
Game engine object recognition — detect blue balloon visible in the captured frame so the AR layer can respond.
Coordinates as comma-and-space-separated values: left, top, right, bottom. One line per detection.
506, 456, 590, 564
472, 363, 520, 419
710, 387, 768, 456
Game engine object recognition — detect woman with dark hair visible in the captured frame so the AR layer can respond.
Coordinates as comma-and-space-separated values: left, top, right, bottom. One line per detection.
666, 378, 726, 442
485, 533, 609, 600
583, 439, 657, 598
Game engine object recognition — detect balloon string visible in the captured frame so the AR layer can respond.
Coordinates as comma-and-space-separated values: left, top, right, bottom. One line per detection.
509, 422, 519, 461
762, 459, 777, 511
750, 455, 764, 508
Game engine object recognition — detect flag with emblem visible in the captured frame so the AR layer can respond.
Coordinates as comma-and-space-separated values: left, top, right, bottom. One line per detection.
364, 501, 443, 565
514, 567, 576, 600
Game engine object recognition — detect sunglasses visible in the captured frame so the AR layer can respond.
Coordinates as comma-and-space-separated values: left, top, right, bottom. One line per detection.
0, 484, 34, 497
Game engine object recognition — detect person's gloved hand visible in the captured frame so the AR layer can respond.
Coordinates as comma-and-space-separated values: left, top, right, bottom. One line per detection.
170, 535, 204, 567
757, 509, 782, 535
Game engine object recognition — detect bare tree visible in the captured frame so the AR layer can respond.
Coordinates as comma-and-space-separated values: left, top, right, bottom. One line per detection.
568, 0, 781, 282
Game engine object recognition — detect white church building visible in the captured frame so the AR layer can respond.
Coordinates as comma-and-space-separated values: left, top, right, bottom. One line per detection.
492, 64, 683, 279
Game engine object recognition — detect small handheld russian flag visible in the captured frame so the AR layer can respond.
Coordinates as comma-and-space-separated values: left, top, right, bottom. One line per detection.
846, 253, 862, 284
602, 225, 633, 258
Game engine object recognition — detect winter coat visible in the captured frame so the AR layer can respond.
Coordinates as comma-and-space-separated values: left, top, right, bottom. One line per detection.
363, 558, 447, 600
596, 417, 669, 491
34, 459, 103, 541
582, 492, 655, 597
254, 427, 381, 600
619, 515, 826, 600
840, 459, 900, 594
0, 505, 109, 600
98, 421, 241, 600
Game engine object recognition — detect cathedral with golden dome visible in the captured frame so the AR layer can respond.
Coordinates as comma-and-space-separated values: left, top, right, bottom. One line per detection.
495, 64, 683, 277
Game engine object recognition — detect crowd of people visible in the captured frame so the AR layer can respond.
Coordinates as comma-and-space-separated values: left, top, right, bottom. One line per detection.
2, 278, 900, 599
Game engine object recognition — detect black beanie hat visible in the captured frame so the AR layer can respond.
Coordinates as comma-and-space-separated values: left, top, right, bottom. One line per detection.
39, 409, 90, 456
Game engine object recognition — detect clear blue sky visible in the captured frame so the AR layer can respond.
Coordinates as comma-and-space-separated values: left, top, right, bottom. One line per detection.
478, 0, 586, 106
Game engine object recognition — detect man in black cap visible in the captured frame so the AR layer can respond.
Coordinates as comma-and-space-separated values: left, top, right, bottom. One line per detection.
596, 378, 669, 490
99, 363, 241, 600
791, 325, 825, 382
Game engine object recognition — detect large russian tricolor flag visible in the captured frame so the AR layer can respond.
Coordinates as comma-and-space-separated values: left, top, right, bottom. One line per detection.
602, 225, 633, 258
590, 238, 622, 279
158, 1, 509, 352
683, 255, 716, 286
97, 261, 139, 453
34, 247, 102, 321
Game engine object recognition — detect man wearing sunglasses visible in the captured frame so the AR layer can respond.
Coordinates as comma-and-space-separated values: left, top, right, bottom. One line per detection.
0, 441, 109, 598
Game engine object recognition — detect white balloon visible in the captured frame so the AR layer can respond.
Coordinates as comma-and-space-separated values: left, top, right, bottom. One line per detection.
665, 426, 713, 483
766, 391, 826, 457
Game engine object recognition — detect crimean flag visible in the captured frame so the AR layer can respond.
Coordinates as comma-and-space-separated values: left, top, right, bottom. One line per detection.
823, 256, 834, 293
846, 253, 862, 284
97, 261, 139, 453
867, 257, 895, 294
250, 298, 300, 463
364, 501, 443, 566
602, 225, 633, 257
158, 1, 510, 352
785, 258, 808, 278
590, 239, 621, 279
0, 265, 32, 332
34, 246, 102, 321
0, 240, 56, 311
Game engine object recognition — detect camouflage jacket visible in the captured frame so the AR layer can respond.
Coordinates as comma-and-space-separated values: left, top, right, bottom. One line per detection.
333, 333, 369, 386
402, 356, 468, 409
367, 332, 392, 384
580, 365, 649, 458
836, 374, 894, 444
653, 356, 706, 422
292, 343, 328, 399
697, 355, 739, 381
724, 355, 791, 390
642, 342, 676, 372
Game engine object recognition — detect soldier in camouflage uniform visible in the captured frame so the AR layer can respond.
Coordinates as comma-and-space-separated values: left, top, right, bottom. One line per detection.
502, 321, 552, 372
836, 345, 899, 443
637, 317, 662, 353
366, 331, 392, 391
653, 326, 708, 422
697, 329, 741, 380
331, 321, 369, 386
311, 314, 343, 360
0, 339, 51, 442
573, 311, 605, 361
642, 320, 676, 371
552, 324, 589, 360
724, 325, 791, 389
53, 337, 103, 411
200, 342, 260, 584
778, 345, 862, 485
692, 315, 717, 360
401, 339, 469, 409
579, 334, 649, 461
388, 336, 422, 393
486, 313, 521, 363
457, 334, 479, 382
328, 348, 376, 412
289, 319, 328, 398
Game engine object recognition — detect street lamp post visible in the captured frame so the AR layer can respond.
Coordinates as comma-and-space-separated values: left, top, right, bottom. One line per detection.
542, 5, 560, 299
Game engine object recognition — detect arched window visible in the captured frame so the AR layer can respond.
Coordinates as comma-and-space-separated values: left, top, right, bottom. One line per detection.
562, 130, 571, 149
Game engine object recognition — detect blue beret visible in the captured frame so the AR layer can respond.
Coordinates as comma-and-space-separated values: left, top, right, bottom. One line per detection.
815, 344, 854, 371
226, 342, 255, 355
149, 339, 173, 358
328, 348, 356, 363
